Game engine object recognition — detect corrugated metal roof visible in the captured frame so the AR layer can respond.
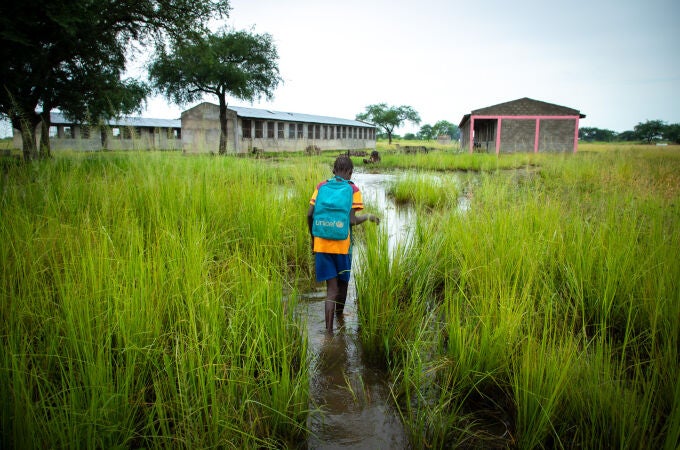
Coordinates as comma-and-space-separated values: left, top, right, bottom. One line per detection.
229, 105, 373, 127
48, 105, 372, 129
49, 112, 180, 128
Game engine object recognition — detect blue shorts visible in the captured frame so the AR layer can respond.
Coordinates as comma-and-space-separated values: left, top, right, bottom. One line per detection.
315, 253, 352, 282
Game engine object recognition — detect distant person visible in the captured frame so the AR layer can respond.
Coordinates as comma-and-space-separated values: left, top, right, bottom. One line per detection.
307, 155, 380, 334
363, 150, 381, 164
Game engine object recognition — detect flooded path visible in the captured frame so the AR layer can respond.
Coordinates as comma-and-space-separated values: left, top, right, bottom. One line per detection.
298, 172, 413, 449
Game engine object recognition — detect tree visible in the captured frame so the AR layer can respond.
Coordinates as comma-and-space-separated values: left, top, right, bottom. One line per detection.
579, 127, 617, 142
616, 130, 638, 142
634, 120, 666, 144
417, 124, 435, 140
0, 0, 230, 161
149, 30, 281, 154
356, 103, 420, 144
432, 120, 460, 140
662, 123, 680, 144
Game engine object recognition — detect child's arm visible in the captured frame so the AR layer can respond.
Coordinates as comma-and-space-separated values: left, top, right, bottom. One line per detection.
307, 205, 315, 251
350, 209, 380, 226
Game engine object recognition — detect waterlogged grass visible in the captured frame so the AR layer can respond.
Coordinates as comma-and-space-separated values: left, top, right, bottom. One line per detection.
367, 146, 550, 172
3, 145, 679, 448
355, 145, 680, 448
387, 172, 462, 209
0, 152, 327, 448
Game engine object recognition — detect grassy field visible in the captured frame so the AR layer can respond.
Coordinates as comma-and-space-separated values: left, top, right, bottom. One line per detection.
356, 143, 680, 448
1, 143, 679, 448
0, 152, 321, 448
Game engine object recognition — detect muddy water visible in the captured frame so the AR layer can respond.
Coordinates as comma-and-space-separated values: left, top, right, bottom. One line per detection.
299, 171, 474, 449
298, 172, 413, 449
298, 171, 470, 448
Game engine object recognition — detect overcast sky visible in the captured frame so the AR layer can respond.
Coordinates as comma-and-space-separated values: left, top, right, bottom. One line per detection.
3, 0, 677, 138
144, 0, 679, 134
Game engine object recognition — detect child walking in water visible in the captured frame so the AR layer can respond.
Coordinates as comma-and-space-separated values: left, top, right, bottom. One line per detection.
307, 155, 380, 334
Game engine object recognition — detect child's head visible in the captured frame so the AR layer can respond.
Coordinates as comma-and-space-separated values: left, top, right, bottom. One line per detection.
333, 155, 354, 179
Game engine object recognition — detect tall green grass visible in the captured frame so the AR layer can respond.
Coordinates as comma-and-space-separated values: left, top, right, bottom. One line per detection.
371, 147, 545, 172
354, 146, 680, 448
0, 152, 324, 448
3, 146, 679, 448
387, 172, 461, 209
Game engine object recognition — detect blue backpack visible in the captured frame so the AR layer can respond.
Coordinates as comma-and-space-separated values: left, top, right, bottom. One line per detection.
312, 176, 354, 240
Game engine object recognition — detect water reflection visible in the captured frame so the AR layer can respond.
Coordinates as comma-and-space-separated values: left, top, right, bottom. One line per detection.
352, 172, 415, 256
303, 287, 408, 449
301, 172, 411, 449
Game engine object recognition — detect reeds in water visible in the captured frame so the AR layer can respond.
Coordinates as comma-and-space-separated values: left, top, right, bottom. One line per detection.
354, 146, 680, 448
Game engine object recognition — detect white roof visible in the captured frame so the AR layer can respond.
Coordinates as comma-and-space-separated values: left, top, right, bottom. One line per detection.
229, 105, 373, 127
49, 112, 180, 128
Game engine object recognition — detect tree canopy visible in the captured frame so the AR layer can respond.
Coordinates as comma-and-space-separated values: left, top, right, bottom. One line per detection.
0, 0, 230, 160
578, 127, 617, 142
356, 103, 420, 144
149, 29, 281, 154
663, 123, 680, 144
634, 120, 666, 144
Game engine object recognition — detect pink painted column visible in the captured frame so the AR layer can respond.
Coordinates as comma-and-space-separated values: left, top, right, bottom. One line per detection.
469, 117, 475, 153
534, 119, 540, 153
573, 117, 579, 153
495, 118, 502, 154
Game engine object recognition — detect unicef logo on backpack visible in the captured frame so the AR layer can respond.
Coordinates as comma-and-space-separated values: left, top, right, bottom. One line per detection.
312, 177, 353, 241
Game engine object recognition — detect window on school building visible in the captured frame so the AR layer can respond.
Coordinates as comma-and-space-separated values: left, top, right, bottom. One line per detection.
288, 123, 296, 139
81, 126, 90, 139
307, 124, 313, 139
255, 121, 263, 138
297, 123, 303, 138
315, 124, 320, 139
49, 126, 58, 138
330, 126, 335, 139
242, 119, 252, 138
323, 125, 328, 139
112, 127, 121, 138
278, 123, 284, 139
267, 121, 275, 138
63, 126, 73, 139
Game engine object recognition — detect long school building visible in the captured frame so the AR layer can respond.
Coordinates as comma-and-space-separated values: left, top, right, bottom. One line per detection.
181, 102, 376, 154
12, 112, 182, 151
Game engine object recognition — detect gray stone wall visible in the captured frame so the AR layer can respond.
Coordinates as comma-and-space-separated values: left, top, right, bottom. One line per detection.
538, 119, 576, 152
13, 123, 181, 151
499, 120, 536, 153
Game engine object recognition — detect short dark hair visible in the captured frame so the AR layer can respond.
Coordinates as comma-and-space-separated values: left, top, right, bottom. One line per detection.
333, 155, 353, 174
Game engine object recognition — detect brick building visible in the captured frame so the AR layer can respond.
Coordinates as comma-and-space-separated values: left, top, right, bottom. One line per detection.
459, 98, 586, 153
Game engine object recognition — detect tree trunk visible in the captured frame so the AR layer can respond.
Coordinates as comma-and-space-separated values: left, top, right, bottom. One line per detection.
218, 94, 228, 155
39, 112, 52, 159
11, 113, 40, 162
